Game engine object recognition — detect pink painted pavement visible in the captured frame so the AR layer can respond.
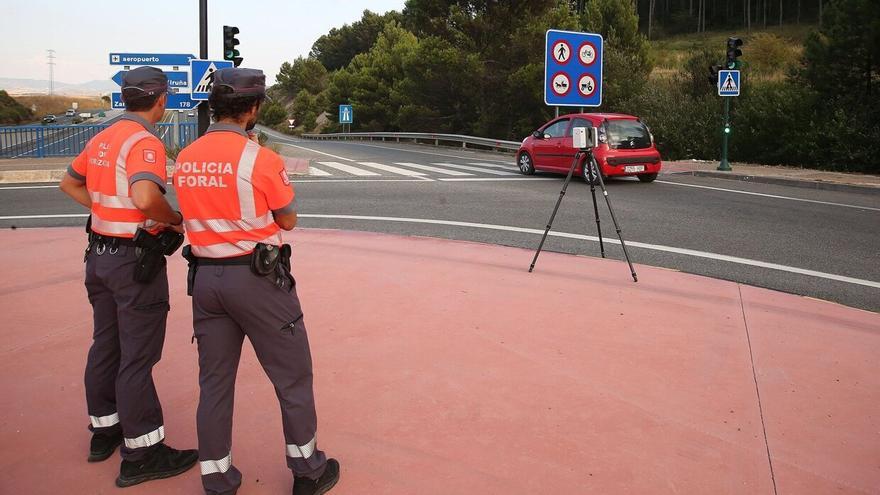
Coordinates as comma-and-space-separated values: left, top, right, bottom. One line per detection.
0, 227, 877, 494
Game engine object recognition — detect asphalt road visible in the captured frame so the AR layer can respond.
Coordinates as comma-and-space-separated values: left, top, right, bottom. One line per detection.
1, 135, 878, 312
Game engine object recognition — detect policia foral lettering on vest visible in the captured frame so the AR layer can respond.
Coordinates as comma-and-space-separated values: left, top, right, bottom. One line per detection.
175, 67, 340, 495
59, 66, 199, 487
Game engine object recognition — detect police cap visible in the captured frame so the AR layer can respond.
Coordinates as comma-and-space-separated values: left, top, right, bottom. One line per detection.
121, 67, 168, 101
211, 68, 267, 99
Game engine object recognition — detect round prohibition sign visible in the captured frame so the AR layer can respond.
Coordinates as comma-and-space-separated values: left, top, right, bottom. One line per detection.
551, 40, 572, 64
577, 74, 597, 97
578, 41, 598, 66
551, 72, 572, 96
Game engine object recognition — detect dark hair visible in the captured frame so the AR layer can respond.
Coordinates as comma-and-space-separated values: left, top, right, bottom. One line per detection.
123, 91, 162, 112
209, 86, 263, 121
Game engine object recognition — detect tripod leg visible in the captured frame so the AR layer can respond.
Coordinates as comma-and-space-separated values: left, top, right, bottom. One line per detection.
594, 160, 639, 282
585, 153, 605, 258
529, 152, 582, 273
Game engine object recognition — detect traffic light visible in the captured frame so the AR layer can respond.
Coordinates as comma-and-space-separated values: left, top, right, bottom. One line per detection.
726, 37, 743, 69
223, 26, 243, 67
708, 64, 723, 84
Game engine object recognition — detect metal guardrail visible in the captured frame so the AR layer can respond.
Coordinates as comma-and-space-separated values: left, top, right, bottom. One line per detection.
301, 132, 522, 152
0, 123, 198, 158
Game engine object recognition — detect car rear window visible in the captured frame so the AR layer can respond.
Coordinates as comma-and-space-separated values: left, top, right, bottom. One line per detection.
606, 120, 651, 149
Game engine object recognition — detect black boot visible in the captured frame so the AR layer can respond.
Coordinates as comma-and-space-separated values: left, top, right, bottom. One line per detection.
88, 424, 123, 462
293, 458, 340, 495
115, 443, 199, 488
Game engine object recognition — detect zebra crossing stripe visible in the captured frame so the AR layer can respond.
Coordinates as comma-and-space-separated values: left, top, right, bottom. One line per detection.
394, 163, 473, 176
431, 163, 519, 175
316, 161, 380, 176
307, 166, 332, 176
467, 162, 518, 170
357, 162, 427, 177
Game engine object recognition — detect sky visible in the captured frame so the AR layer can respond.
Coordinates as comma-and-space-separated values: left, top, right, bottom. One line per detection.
0, 0, 407, 85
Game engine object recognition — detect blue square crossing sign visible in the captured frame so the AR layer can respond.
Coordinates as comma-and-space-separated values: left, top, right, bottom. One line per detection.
718, 70, 741, 97
544, 29, 604, 107
190, 59, 234, 101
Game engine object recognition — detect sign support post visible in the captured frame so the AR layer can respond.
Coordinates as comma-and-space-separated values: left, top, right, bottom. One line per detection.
718, 98, 732, 171
197, 0, 209, 137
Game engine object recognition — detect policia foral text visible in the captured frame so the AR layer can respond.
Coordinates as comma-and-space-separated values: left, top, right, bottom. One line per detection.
175, 68, 340, 495
59, 67, 199, 487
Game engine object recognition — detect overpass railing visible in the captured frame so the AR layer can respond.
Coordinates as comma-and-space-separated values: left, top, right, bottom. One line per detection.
301, 132, 521, 152
0, 123, 199, 158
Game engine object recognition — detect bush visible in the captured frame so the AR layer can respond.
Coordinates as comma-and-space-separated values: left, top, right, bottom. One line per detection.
258, 102, 287, 127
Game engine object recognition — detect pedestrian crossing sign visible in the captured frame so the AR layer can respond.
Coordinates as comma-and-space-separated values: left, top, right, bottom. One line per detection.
190, 59, 234, 101
718, 70, 740, 97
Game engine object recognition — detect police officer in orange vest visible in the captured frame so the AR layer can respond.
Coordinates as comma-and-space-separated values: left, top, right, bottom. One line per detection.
174, 67, 339, 495
59, 66, 198, 487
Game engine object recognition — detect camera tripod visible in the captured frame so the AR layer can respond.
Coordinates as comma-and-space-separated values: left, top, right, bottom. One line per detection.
528, 149, 638, 282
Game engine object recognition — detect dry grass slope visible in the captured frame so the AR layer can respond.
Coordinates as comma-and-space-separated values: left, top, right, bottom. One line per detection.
12, 95, 109, 116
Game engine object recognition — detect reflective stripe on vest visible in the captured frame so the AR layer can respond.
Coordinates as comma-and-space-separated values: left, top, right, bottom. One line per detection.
187, 140, 283, 258
89, 129, 155, 237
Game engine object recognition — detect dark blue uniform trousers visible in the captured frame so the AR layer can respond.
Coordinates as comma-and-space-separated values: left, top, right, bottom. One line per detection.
84, 245, 169, 461
192, 264, 327, 495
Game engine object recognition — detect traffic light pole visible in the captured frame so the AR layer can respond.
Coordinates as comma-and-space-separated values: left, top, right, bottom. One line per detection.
197, 0, 209, 137
718, 97, 732, 171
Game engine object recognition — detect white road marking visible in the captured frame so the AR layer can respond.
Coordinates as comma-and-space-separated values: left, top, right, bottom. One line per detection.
468, 162, 518, 170
294, 178, 432, 184
656, 180, 880, 212
394, 162, 473, 176
278, 143, 356, 162
3, 211, 878, 289
432, 163, 518, 176
316, 161, 379, 176
306, 166, 332, 176
357, 162, 427, 177
0, 185, 60, 190
324, 140, 512, 164
294, 214, 880, 290
438, 177, 557, 182
0, 214, 89, 220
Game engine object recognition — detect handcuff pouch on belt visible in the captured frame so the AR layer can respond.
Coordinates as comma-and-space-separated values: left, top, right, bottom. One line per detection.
252, 243, 294, 291
132, 228, 184, 283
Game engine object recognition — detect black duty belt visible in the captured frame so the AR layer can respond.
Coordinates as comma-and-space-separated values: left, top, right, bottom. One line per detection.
88, 233, 137, 247
193, 254, 253, 266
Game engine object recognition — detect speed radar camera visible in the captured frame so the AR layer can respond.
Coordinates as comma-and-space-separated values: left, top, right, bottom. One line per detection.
572, 126, 598, 150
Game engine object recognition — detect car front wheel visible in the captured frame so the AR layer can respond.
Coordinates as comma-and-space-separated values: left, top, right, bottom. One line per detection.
517, 152, 535, 175
638, 173, 658, 183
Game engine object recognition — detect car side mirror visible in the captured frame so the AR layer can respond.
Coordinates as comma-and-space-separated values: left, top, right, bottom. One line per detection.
532, 130, 543, 139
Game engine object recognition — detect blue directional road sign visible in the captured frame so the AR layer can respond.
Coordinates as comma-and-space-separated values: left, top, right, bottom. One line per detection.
718, 70, 741, 97
112, 70, 189, 88
339, 104, 353, 124
190, 59, 234, 101
109, 53, 195, 66
112, 92, 200, 110
545, 29, 603, 107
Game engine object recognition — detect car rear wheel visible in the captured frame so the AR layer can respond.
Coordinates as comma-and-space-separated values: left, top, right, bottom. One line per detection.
581, 157, 602, 185
517, 152, 535, 175
638, 173, 658, 183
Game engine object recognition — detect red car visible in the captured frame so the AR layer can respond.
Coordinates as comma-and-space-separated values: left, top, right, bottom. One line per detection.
516, 113, 662, 183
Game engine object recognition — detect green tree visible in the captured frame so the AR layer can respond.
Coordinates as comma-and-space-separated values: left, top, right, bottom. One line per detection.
0, 90, 33, 125
275, 57, 328, 98
310, 10, 404, 71
580, 0, 653, 107
258, 102, 287, 126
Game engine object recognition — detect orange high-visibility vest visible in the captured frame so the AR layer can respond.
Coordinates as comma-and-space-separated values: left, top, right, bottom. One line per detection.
174, 124, 295, 258
69, 114, 168, 238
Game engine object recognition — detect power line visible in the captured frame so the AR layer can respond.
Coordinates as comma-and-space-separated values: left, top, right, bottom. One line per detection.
47, 49, 56, 95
